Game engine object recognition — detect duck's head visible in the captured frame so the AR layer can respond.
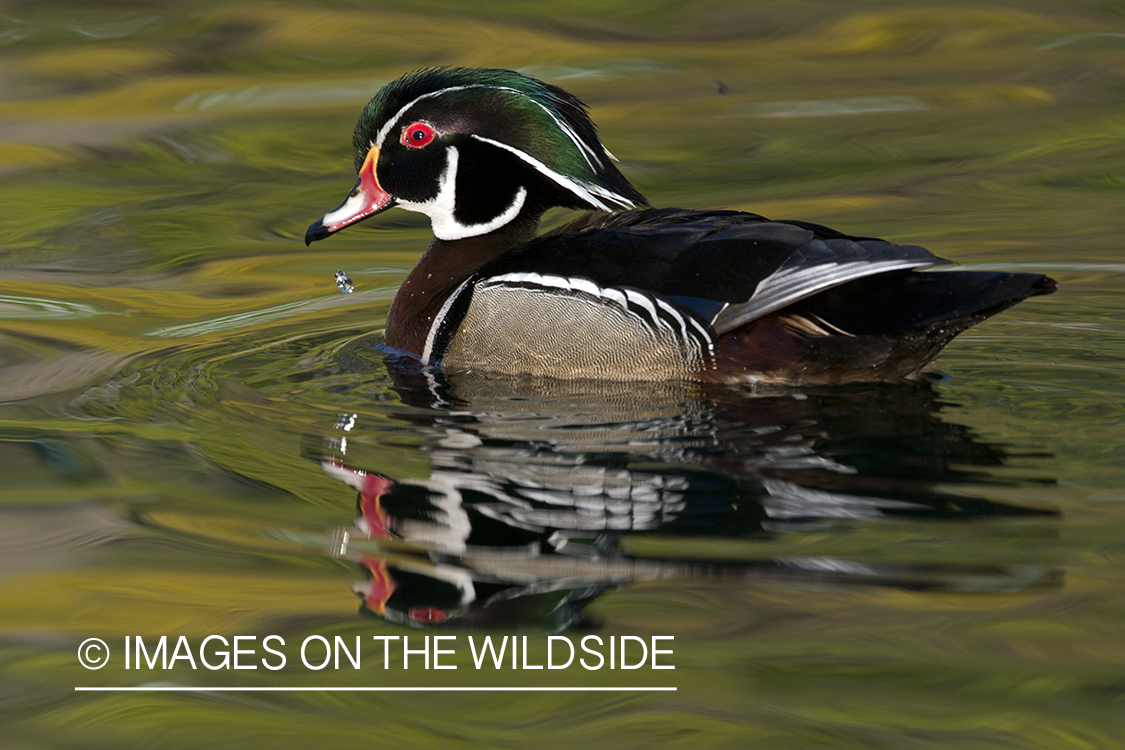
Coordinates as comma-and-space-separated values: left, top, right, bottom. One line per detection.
305, 67, 648, 245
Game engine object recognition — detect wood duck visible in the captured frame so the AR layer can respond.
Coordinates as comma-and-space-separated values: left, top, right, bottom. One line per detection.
306, 67, 1057, 385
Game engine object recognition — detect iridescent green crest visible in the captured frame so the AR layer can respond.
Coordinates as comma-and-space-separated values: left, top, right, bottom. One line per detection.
352, 67, 646, 210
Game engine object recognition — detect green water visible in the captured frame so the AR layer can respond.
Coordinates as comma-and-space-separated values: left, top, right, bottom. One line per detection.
2, 1, 1124, 747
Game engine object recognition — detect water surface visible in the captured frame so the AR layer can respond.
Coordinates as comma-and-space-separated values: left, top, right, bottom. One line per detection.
2, 1, 1124, 747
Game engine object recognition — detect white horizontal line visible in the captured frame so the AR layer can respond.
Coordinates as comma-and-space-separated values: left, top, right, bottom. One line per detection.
76, 686, 676, 692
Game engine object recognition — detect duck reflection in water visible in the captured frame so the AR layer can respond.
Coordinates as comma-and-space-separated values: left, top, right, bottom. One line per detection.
315, 363, 1058, 630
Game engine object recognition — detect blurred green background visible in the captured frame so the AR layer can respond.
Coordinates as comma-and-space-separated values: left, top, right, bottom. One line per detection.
1, 1, 1124, 747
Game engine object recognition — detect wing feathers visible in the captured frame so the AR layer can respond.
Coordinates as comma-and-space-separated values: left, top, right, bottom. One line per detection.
476, 208, 952, 335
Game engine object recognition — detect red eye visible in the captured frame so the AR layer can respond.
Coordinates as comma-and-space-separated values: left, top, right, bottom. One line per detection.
401, 121, 436, 149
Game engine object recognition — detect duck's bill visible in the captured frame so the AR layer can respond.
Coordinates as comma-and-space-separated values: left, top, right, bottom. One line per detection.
305, 148, 395, 245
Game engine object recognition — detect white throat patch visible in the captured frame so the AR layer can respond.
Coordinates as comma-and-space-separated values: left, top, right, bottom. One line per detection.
396, 146, 528, 241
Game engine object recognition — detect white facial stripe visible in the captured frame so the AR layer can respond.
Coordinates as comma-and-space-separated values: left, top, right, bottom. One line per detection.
377, 85, 469, 148
536, 98, 602, 172
471, 135, 636, 211
373, 83, 607, 173
397, 146, 529, 241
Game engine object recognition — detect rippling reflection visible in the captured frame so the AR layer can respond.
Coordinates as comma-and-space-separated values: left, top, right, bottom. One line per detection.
310, 360, 1058, 630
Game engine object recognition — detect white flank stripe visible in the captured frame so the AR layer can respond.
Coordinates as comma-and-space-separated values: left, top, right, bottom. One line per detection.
569, 278, 601, 297
501, 272, 543, 285
471, 272, 714, 357
657, 298, 714, 353
653, 297, 692, 340
423, 277, 473, 363
623, 289, 661, 329
687, 316, 715, 353
485, 273, 635, 316
600, 287, 629, 309
487, 273, 587, 293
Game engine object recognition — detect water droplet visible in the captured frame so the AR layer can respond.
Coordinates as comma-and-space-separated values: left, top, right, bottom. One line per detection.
334, 270, 354, 294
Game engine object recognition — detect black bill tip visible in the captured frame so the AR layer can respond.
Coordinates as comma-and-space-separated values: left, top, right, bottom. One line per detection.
305, 219, 331, 246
